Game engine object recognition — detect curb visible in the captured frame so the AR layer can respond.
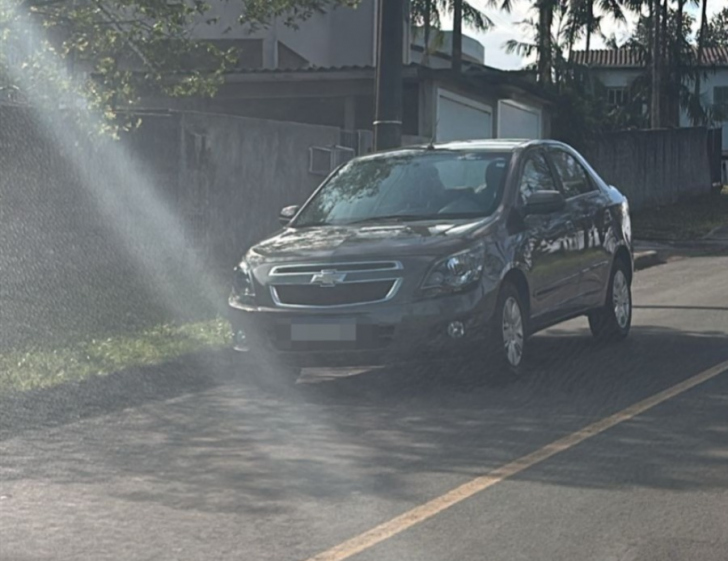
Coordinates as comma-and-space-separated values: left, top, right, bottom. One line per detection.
634, 250, 662, 272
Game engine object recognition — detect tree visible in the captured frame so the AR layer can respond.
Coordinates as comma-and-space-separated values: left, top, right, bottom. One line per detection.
704, 6, 728, 48
0, 0, 356, 133
504, 0, 571, 85
618, 6, 697, 127
693, 0, 710, 124
410, 0, 507, 63
568, 0, 625, 60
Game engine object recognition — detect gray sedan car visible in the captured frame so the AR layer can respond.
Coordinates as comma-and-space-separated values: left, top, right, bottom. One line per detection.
229, 139, 633, 378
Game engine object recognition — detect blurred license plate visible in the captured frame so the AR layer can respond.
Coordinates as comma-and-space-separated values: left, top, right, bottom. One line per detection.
290, 320, 357, 342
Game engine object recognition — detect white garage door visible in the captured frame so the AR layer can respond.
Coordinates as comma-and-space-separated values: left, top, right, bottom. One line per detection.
436, 90, 493, 143
497, 99, 542, 139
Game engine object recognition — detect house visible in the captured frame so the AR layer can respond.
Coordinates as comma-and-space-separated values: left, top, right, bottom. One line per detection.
145, 0, 554, 152
571, 47, 728, 153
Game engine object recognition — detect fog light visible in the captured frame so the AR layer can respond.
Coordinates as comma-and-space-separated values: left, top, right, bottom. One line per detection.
233, 329, 250, 352
447, 321, 465, 339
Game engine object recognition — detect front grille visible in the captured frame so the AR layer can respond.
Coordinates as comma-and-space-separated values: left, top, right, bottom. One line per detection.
271, 262, 400, 275
273, 281, 395, 307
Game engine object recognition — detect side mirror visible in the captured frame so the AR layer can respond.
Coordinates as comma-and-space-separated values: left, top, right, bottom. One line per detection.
279, 205, 300, 226
524, 190, 566, 215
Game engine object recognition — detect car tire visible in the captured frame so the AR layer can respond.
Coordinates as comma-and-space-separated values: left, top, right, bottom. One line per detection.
588, 259, 632, 341
487, 282, 529, 376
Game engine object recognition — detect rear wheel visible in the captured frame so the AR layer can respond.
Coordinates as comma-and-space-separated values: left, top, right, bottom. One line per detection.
588, 259, 632, 341
487, 282, 528, 376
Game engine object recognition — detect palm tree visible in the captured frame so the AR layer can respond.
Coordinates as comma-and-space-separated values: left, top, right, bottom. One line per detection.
537, 0, 556, 83
410, 0, 512, 65
505, 0, 570, 85
568, 0, 625, 60
693, 0, 709, 124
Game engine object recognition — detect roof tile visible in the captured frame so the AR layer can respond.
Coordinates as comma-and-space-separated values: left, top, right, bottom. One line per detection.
571, 47, 728, 67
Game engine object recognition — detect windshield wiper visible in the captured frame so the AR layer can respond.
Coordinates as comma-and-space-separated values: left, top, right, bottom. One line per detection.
345, 213, 486, 225
296, 213, 487, 228
344, 214, 437, 225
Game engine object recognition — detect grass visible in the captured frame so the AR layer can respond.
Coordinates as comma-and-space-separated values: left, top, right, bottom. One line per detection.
0, 318, 231, 394
632, 187, 728, 241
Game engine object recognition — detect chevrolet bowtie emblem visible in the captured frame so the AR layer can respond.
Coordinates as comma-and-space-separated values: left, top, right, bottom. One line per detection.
310, 270, 347, 287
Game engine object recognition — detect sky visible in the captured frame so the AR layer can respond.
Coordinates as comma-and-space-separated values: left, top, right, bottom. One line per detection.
444, 0, 724, 70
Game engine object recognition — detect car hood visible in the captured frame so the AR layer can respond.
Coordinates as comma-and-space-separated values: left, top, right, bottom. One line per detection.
249, 218, 495, 263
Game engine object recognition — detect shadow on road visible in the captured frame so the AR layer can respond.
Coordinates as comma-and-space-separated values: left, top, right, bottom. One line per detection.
1, 321, 728, 517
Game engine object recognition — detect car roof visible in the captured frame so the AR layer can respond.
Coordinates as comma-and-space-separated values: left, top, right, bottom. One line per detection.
353, 139, 578, 164
419, 139, 537, 151
357, 138, 558, 160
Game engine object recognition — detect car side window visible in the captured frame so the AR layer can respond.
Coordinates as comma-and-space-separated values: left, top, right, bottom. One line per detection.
518, 152, 557, 204
550, 150, 596, 198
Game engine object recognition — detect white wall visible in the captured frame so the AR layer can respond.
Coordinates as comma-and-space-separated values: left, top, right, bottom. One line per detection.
590, 68, 642, 88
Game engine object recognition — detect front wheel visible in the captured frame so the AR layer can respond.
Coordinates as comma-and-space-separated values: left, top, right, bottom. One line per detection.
588, 260, 632, 341
487, 282, 529, 376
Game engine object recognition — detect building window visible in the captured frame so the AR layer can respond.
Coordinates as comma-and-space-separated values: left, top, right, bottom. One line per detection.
714, 87, 728, 118
606, 87, 628, 107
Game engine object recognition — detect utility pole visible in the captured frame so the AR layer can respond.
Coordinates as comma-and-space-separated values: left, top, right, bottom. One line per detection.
374, 0, 404, 151
452, 0, 463, 73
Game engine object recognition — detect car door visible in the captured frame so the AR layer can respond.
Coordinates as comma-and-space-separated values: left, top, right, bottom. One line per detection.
547, 147, 612, 309
516, 150, 581, 321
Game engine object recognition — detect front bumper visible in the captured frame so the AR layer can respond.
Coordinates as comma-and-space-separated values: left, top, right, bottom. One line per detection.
229, 287, 498, 368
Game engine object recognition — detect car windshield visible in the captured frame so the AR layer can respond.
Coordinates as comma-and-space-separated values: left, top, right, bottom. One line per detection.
293, 151, 511, 227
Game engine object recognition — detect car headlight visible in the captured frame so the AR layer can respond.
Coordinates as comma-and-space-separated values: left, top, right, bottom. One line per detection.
231, 260, 256, 304
421, 246, 485, 296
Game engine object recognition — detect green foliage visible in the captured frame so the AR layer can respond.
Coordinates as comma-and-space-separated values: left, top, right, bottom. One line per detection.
704, 6, 728, 49
410, 0, 498, 34
0, 0, 356, 133
550, 71, 648, 149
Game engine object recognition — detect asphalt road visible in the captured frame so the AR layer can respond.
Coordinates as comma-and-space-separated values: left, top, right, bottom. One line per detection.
2, 255, 728, 561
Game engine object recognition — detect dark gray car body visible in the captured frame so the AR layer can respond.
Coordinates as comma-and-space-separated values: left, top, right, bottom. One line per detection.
229, 139, 633, 367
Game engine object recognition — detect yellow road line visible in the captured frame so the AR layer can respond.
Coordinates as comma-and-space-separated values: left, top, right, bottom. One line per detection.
305, 359, 728, 561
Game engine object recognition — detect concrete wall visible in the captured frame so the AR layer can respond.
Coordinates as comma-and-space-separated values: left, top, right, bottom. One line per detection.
0, 105, 340, 351
0, 107, 182, 350
176, 112, 340, 270
329, 0, 377, 67
581, 127, 713, 211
